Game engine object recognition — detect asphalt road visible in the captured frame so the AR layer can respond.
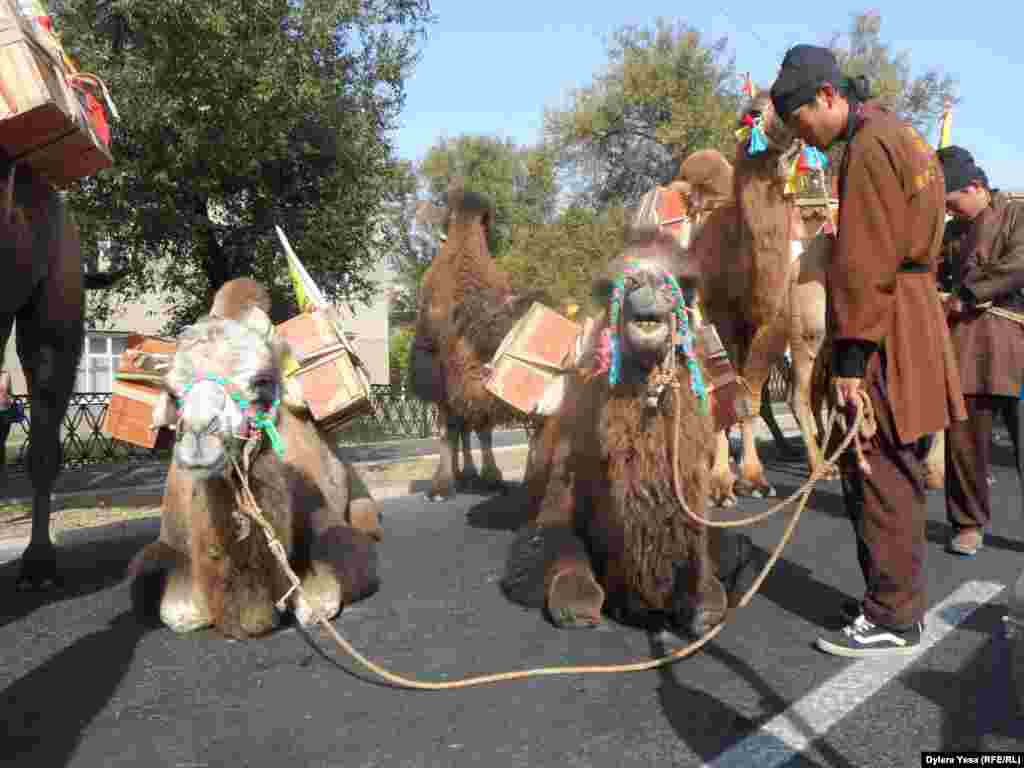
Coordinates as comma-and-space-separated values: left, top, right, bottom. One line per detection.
3, 442, 1024, 767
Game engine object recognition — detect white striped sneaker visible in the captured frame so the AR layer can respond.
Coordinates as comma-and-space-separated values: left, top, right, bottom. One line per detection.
816, 614, 922, 658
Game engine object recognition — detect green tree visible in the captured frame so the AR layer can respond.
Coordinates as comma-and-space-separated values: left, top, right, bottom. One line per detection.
830, 11, 958, 139
418, 134, 558, 255
388, 325, 415, 387
54, 0, 434, 332
500, 205, 630, 316
544, 19, 742, 210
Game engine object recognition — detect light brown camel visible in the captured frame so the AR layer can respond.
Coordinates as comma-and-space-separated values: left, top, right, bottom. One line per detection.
677, 98, 944, 504
501, 227, 762, 635
127, 279, 382, 639
410, 182, 548, 501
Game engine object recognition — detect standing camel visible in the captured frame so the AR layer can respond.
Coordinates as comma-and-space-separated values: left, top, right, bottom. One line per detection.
410, 182, 548, 501
1, 158, 124, 589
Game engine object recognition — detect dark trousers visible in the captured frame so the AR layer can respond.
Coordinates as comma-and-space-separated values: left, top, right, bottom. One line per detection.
946, 394, 1024, 530
837, 355, 928, 630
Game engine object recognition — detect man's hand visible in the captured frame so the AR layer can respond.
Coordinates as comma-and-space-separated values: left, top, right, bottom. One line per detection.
834, 376, 864, 409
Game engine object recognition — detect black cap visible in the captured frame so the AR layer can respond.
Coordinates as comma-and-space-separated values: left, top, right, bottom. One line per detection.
770, 45, 842, 118
936, 145, 988, 193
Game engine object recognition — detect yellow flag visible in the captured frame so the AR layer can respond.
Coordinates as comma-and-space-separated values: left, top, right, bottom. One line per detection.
938, 99, 953, 149
288, 259, 311, 312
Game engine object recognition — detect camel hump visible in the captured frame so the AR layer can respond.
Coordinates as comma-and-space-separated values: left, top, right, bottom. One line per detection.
211, 278, 272, 321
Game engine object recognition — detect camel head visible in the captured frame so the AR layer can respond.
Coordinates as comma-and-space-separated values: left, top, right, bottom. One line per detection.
156, 280, 304, 479
591, 227, 702, 389
414, 180, 494, 254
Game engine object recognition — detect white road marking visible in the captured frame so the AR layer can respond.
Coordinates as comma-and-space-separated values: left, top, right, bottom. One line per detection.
706, 580, 1005, 768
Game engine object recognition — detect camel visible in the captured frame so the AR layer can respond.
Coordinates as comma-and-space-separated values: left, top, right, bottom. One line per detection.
501, 227, 761, 636
410, 182, 547, 501
1, 157, 125, 590
676, 96, 944, 505
126, 279, 382, 639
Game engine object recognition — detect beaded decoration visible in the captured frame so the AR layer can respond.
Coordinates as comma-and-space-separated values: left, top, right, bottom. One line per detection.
601, 261, 707, 410
179, 374, 286, 458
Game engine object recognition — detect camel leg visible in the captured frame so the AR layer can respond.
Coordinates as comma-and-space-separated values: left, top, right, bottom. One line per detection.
128, 540, 212, 633
455, 421, 480, 489
294, 526, 380, 627
476, 427, 506, 492
14, 292, 84, 590
922, 430, 945, 490
789, 337, 837, 482
428, 406, 459, 502
708, 430, 737, 508
734, 321, 789, 498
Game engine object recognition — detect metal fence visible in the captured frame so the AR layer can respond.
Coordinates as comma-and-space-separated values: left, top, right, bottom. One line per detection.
1, 360, 793, 473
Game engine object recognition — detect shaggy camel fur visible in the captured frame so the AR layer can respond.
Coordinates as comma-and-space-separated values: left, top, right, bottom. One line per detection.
410, 183, 547, 501
679, 98, 944, 504
127, 279, 382, 639
1, 158, 125, 590
502, 228, 761, 636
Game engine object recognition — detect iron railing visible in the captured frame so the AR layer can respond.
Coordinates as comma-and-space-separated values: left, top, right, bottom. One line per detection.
1, 361, 794, 473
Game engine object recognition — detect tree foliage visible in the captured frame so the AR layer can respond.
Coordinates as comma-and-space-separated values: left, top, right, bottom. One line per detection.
543, 19, 742, 210
418, 134, 558, 255
830, 11, 958, 138
500, 205, 630, 317
53, 0, 433, 332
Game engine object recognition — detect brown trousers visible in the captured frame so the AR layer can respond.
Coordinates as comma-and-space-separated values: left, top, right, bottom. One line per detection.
836, 352, 929, 630
946, 394, 1023, 530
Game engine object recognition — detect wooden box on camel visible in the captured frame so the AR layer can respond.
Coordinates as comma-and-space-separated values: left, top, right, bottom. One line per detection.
484, 302, 581, 415
0, 0, 113, 187
102, 336, 176, 450
265, 308, 373, 434
694, 324, 751, 434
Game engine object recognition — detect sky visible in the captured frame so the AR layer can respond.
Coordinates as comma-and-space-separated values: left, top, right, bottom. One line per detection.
392, 1, 1024, 190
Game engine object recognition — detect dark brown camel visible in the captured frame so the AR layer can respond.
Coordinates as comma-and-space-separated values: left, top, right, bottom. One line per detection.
0, 157, 124, 590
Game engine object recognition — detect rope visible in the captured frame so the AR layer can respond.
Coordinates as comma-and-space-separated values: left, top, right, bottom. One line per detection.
672, 382, 872, 529
225, 389, 868, 689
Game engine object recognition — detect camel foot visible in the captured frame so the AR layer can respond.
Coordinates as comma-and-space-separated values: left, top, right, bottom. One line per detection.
548, 567, 605, 629
15, 542, 60, 592
708, 474, 737, 508
733, 476, 776, 499
678, 578, 728, 638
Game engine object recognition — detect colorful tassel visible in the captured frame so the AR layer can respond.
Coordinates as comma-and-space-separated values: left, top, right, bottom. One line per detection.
748, 121, 768, 155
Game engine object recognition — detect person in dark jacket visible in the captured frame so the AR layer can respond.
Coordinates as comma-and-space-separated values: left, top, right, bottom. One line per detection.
937, 146, 1024, 556
770, 45, 966, 657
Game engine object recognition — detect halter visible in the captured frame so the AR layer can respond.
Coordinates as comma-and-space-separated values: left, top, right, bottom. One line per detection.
178, 373, 286, 458
596, 261, 707, 411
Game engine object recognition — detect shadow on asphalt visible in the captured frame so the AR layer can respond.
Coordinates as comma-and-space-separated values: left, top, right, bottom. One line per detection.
901, 600, 1024, 752
465, 483, 532, 531
651, 632, 861, 768
1, 528, 160, 767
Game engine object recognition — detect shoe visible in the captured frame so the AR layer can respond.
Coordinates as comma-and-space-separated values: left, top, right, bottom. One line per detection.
816, 614, 922, 658
946, 527, 984, 557
840, 598, 862, 623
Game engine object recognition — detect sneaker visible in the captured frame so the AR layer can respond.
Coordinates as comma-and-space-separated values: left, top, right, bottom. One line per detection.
946, 527, 984, 557
816, 614, 922, 657
840, 598, 863, 623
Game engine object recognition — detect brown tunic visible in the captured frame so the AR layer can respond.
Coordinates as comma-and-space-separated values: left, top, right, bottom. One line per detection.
830, 102, 966, 443
948, 193, 1024, 397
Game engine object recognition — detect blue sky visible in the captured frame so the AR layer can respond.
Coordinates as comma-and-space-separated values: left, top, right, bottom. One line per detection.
392, 2, 1023, 190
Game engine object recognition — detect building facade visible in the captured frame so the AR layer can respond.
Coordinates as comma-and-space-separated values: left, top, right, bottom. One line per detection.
3, 256, 395, 395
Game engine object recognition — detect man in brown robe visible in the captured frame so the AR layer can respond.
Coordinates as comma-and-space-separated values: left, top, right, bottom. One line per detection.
937, 146, 1024, 556
771, 45, 966, 658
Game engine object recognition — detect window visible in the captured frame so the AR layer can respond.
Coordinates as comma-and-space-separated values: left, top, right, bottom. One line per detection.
76, 332, 131, 393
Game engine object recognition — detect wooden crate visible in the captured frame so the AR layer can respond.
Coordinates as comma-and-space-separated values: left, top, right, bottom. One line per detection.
693, 324, 752, 434
102, 379, 173, 450
635, 185, 692, 248
273, 309, 372, 433
0, 0, 112, 186
485, 302, 580, 415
